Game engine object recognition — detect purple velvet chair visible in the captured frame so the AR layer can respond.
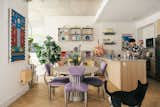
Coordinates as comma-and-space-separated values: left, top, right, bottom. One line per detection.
44, 63, 69, 100
83, 61, 107, 98
64, 66, 88, 107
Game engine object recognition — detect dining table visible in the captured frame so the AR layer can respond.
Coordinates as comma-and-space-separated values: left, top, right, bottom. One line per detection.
53, 65, 99, 77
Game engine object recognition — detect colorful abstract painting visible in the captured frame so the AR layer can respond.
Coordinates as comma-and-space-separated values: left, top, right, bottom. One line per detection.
9, 9, 25, 62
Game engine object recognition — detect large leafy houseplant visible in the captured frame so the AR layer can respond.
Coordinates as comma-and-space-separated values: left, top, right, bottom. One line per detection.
33, 36, 61, 65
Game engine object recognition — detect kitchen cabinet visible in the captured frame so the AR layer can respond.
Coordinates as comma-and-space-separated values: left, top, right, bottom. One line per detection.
103, 59, 147, 91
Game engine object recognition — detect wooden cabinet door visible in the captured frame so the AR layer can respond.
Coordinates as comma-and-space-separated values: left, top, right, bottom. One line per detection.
121, 62, 128, 91
108, 61, 122, 90
121, 61, 147, 91
156, 19, 160, 36
121, 61, 139, 91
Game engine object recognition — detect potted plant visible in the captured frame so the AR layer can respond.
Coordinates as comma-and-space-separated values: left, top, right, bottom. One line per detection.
33, 36, 61, 75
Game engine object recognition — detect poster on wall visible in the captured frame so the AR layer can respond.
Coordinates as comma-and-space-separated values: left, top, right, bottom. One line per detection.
121, 34, 133, 50
9, 9, 25, 62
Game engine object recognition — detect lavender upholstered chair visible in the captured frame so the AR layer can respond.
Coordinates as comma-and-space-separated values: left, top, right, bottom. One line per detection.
83, 61, 107, 98
44, 64, 69, 100
64, 66, 88, 107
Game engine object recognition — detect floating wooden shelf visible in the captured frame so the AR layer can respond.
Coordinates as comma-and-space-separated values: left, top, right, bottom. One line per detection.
103, 32, 115, 35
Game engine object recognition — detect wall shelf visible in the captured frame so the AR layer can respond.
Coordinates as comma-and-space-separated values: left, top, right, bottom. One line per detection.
58, 27, 94, 41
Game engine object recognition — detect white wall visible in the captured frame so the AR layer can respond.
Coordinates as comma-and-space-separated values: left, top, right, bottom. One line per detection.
30, 16, 96, 51
136, 11, 160, 28
135, 11, 160, 47
45, 16, 96, 51
142, 24, 155, 47
96, 22, 136, 54
30, 16, 136, 53
0, 0, 28, 106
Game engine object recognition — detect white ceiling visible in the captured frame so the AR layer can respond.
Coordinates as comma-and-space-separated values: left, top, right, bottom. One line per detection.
97, 0, 160, 22
28, 0, 101, 17
28, 0, 160, 22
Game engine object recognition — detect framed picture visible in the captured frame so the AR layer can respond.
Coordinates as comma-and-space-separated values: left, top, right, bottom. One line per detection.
9, 9, 25, 62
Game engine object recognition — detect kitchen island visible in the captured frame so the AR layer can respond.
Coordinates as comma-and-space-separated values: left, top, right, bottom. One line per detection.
102, 58, 147, 91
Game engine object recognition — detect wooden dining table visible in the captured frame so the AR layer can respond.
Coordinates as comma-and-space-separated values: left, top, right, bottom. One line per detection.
53, 65, 99, 77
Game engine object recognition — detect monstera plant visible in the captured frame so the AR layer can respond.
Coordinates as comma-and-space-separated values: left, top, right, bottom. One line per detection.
33, 36, 61, 65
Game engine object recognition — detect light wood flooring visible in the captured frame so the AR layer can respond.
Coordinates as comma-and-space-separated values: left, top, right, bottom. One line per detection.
10, 79, 160, 107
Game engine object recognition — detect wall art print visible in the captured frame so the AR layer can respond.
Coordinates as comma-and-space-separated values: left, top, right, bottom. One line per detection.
9, 9, 25, 62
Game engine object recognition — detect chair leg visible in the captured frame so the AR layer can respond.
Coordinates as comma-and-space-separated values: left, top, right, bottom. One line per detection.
70, 91, 73, 102
48, 85, 50, 99
102, 84, 106, 99
64, 91, 68, 107
68, 91, 70, 103
49, 86, 52, 100
98, 87, 100, 96
84, 92, 88, 107
52, 87, 55, 100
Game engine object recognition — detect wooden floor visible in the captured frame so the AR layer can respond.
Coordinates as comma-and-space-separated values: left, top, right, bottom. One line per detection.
10, 79, 160, 107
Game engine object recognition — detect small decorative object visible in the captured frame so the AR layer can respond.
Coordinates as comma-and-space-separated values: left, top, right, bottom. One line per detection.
72, 36, 76, 41
9, 9, 25, 62
61, 51, 67, 58
86, 51, 91, 58
103, 28, 115, 35
61, 36, 66, 40
72, 46, 79, 65
94, 40, 105, 57
117, 54, 121, 60
76, 35, 81, 41
103, 38, 116, 45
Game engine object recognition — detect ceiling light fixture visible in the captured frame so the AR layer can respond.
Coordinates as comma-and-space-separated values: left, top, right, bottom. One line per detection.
94, 0, 109, 22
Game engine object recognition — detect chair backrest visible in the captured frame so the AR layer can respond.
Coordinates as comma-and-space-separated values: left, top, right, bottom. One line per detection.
100, 61, 107, 74
68, 66, 85, 88
45, 63, 51, 76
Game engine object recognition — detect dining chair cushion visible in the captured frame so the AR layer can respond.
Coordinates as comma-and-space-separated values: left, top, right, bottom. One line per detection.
65, 82, 88, 92
49, 77, 69, 87
49, 82, 66, 87
83, 77, 103, 87
51, 77, 70, 84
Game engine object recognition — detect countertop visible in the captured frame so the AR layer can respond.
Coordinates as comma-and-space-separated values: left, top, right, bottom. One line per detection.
99, 57, 146, 62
